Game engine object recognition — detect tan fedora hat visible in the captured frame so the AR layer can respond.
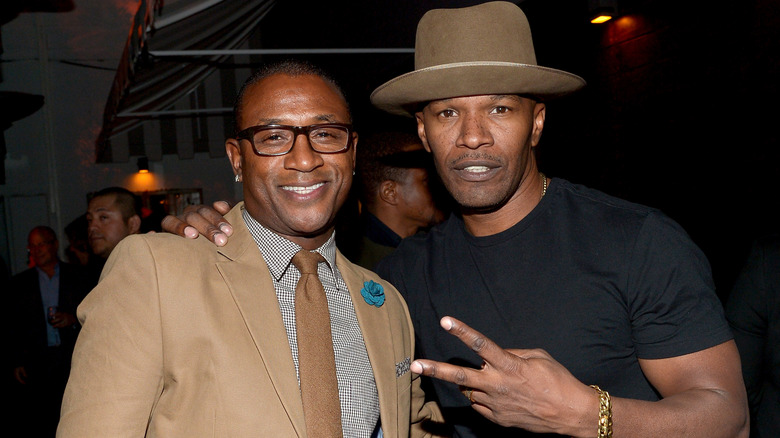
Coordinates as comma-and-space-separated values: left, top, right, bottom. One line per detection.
370, 1, 586, 117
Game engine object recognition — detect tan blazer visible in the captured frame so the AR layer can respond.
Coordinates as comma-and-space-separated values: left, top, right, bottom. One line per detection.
58, 204, 443, 437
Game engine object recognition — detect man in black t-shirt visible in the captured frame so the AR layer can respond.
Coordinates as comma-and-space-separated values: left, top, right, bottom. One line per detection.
164, 3, 748, 437
365, 3, 748, 437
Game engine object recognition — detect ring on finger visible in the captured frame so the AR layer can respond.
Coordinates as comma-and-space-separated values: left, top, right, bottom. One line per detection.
464, 388, 476, 404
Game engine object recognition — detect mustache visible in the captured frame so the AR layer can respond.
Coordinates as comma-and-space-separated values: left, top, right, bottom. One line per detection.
447, 152, 503, 166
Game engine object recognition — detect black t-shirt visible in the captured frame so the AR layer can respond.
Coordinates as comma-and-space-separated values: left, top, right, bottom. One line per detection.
376, 178, 732, 437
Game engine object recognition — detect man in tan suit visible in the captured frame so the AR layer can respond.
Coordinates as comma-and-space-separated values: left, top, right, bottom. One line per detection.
162, 3, 749, 437
58, 60, 443, 437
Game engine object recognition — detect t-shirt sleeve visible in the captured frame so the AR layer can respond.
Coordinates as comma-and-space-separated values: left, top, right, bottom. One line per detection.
627, 211, 733, 359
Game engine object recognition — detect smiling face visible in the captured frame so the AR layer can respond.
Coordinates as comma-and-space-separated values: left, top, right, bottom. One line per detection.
416, 94, 545, 215
28, 228, 59, 270
225, 73, 357, 249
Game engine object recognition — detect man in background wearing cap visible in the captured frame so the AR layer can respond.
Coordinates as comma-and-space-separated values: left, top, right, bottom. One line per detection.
164, 2, 748, 437
341, 130, 447, 270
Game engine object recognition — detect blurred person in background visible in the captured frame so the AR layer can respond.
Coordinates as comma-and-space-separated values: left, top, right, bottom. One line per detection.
86, 186, 141, 264
341, 130, 447, 269
9, 226, 92, 437
726, 234, 780, 438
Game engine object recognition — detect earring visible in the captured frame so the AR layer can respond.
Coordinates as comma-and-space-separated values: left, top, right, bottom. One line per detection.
235, 174, 241, 183
352, 170, 356, 176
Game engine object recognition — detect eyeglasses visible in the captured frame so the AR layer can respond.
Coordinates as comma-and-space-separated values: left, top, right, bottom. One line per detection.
236, 123, 353, 157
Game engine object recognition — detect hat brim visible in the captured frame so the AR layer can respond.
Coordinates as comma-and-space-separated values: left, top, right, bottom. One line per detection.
370, 61, 586, 117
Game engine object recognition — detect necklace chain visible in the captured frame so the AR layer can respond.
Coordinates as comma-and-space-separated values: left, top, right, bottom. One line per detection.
540, 172, 547, 198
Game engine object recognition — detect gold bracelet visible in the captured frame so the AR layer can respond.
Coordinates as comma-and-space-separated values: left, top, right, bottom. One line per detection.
590, 385, 613, 438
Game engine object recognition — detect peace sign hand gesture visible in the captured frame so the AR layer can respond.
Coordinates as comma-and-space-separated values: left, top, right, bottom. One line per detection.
410, 316, 598, 437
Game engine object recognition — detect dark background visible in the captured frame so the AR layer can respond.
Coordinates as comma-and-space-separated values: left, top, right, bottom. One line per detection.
249, 0, 779, 301
3, 0, 778, 299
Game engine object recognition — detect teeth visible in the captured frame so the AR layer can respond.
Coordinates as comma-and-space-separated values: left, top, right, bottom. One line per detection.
283, 183, 324, 194
464, 166, 489, 173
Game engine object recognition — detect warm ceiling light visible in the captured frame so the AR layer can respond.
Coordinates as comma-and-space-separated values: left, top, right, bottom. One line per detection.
137, 156, 150, 174
589, 0, 618, 24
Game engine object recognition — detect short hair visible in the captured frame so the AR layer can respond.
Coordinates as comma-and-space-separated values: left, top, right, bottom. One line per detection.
64, 214, 88, 243
232, 59, 351, 133
29, 225, 57, 242
356, 131, 431, 206
89, 187, 141, 221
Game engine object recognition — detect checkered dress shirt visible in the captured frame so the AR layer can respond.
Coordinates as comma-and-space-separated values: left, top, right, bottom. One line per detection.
242, 208, 380, 437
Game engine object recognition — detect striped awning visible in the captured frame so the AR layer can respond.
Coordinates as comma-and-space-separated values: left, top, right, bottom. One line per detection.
95, 0, 420, 164
95, 0, 277, 163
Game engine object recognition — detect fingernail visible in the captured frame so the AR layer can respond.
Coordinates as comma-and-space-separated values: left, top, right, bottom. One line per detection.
440, 317, 453, 330
215, 233, 227, 246
410, 361, 423, 374
185, 227, 198, 239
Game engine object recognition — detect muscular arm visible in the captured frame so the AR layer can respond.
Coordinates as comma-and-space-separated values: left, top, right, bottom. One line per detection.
411, 316, 749, 437
615, 341, 748, 437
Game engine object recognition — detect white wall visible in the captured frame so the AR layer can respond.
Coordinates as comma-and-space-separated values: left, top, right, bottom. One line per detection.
1, 3, 238, 275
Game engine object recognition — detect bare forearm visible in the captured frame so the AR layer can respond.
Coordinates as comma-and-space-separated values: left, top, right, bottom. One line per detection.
606, 389, 749, 438
411, 318, 749, 437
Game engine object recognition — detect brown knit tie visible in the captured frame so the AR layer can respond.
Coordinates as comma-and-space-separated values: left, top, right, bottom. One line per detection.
291, 250, 343, 438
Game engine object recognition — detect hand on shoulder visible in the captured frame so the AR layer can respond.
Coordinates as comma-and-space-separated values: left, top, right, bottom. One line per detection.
160, 200, 233, 246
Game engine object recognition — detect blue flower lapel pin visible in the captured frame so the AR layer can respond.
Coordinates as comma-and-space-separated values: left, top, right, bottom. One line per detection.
361, 280, 385, 307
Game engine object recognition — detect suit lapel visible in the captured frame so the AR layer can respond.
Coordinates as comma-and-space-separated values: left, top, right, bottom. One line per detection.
337, 252, 399, 438
215, 204, 306, 435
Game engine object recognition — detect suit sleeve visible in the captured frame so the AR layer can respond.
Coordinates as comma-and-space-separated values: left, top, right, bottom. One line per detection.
58, 236, 164, 437
402, 288, 447, 437
409, 336, 448, 438
374, 242, 447, 436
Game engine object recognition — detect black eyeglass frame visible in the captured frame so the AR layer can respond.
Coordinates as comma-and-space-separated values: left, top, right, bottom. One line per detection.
236, 123, 355, 157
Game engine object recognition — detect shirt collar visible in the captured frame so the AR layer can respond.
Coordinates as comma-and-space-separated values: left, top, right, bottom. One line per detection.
363, 211, 402, 247
35, 261, 60, 278
241, 206, 337, 281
